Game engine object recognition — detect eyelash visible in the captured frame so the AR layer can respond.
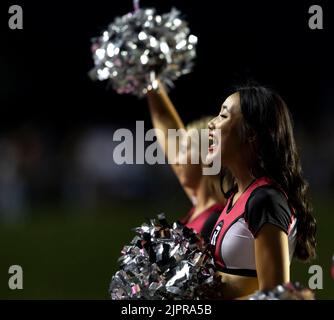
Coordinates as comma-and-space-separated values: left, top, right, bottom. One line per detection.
220, 114, 227, 118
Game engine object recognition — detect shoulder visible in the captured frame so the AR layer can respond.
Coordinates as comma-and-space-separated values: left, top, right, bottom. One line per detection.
248, 185, 289, 207
244, 186, 293, 236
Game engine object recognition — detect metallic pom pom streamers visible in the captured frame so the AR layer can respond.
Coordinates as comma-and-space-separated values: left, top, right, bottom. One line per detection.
109, 213, 216, 300
89, 7, 198, 97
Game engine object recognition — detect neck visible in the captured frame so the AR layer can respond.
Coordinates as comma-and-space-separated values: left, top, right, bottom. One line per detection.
228, 160, 255, 194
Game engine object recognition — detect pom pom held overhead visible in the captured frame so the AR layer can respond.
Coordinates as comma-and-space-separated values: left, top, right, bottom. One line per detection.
89, 5, 198, 97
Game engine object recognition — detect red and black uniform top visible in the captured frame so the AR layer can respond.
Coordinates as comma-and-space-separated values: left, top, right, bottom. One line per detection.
209, 177, 297, 277
180, 203, 225, 243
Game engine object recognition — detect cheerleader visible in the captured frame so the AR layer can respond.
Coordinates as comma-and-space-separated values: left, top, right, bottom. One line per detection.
146, 83, 226, 242
207, 85, 317, 299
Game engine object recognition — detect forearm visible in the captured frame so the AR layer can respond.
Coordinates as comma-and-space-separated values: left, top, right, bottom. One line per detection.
146, 83, 185, 159
147, 84, 185, 134
146, 83, 194, 201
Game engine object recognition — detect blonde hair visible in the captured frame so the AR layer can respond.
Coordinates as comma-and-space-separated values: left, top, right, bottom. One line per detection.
186, 116, 226, 205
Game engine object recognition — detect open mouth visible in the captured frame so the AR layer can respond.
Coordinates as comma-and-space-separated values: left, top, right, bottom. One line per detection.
208, 131, 218, 151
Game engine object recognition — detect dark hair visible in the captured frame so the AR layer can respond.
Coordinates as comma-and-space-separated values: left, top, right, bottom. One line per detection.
235, 85, 316, 262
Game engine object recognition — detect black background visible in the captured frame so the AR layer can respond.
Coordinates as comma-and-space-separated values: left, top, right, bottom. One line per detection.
1, 0, 333, 132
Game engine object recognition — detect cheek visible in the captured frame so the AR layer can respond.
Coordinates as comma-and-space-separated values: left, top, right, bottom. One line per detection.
219, 128, 240, 162
222, 130, 242, 157
219, 127, 231, 149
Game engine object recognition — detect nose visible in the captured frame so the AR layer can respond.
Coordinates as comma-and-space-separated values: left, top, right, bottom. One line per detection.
208, 117, 216, 130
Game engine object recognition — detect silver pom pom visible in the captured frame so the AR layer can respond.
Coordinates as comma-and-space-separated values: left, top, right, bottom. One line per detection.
109, 213, 216, 300
89, 7, 198, 97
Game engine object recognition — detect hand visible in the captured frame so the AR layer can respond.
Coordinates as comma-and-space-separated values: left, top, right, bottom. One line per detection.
195, 274, 226, 300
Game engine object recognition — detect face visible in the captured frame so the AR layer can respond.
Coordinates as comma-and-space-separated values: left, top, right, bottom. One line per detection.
206, 92, 244, 166
174, 131, 202, 190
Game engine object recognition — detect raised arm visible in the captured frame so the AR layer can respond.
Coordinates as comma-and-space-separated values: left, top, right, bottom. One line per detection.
146, 83, 194, 201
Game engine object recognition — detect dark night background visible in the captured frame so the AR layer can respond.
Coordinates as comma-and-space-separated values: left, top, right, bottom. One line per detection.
0, 0, 333, 299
